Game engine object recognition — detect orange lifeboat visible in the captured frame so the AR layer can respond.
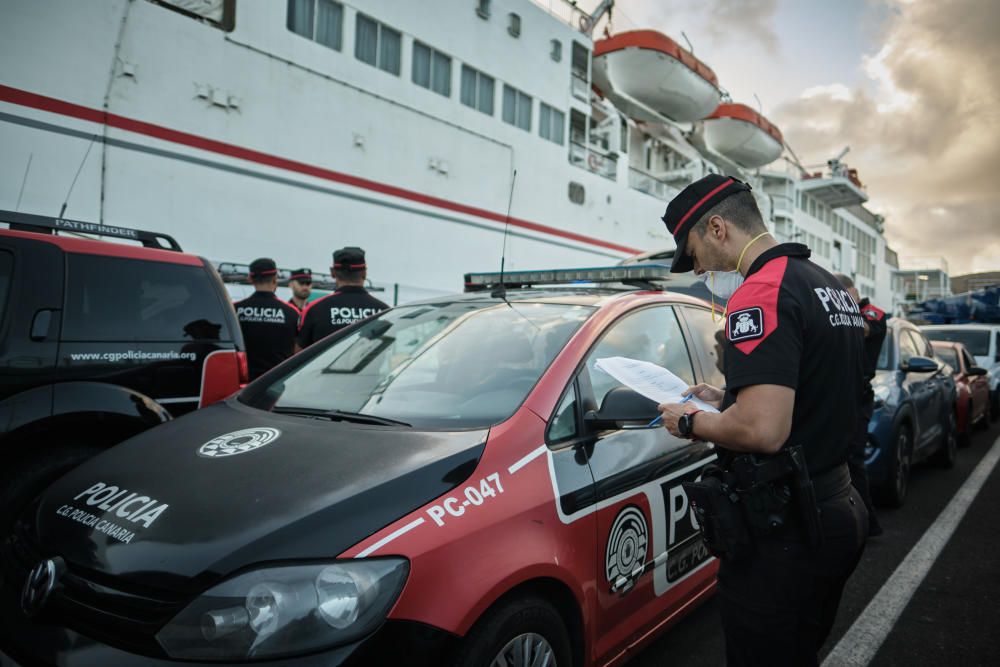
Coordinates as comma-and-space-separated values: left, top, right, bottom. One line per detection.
702, 103, 784, 168
592, 30, 722, 123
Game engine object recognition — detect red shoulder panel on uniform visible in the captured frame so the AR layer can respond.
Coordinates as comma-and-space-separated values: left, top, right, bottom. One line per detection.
861, 303, 885, 322
725, 256, 789, 355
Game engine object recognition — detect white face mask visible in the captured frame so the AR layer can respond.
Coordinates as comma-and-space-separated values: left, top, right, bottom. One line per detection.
697, 271, 744, 300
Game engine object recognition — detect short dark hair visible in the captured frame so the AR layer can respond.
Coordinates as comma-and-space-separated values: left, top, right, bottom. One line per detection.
334, 268, 365, 283
833, 273, 854, 289
690, 191, 766, 239
251, 273, 275, 286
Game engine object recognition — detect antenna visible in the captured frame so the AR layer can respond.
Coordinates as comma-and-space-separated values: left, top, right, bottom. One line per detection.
58, 134, 99, 218
681, 31, 694, 54
15, 153, 33, 212
753, 93, 763, 113
491, 169, 517, 300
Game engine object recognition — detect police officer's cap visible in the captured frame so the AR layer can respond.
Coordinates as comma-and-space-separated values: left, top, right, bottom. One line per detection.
332, 247, 366, 272
661, 175, 752, 273
249, 257, 278, 278
290, 268, 312, 282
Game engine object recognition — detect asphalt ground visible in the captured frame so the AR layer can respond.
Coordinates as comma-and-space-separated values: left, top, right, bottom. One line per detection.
632, 416, 1000, 667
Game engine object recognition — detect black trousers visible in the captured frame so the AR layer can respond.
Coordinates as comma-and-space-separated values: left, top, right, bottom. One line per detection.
847, 393, 881, 532
717, 484, 868, 666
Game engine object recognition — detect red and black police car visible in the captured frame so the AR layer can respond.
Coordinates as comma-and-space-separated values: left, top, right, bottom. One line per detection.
1, 265, 726, 666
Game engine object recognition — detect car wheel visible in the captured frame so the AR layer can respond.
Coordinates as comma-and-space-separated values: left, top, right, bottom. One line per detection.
0, 443, 103, 540
931, 411, 958, 469
958, 402, 972, 447
976, 399, 991, 431
877, 424, 912, 508
452, 595, 572, 667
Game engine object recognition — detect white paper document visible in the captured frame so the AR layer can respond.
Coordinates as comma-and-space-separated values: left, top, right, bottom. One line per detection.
594, 356, 720, 413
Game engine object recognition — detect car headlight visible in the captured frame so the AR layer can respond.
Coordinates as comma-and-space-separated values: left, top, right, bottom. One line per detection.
873, 385, 891, 408
156, 559, 408, 660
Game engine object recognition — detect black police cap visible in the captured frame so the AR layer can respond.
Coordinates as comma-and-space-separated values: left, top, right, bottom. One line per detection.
661, 174, 752, 273
290, 268, 312, 282
249, 257, 278, 278
332, 247, 366, 272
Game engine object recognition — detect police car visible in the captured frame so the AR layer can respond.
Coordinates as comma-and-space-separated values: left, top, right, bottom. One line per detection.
1, 265, 726, 666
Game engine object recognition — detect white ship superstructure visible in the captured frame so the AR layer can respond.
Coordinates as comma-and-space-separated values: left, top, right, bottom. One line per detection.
0, 0, 900, 306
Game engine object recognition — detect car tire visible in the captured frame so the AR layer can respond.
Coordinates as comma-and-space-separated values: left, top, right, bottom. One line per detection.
877, 424, 912, 508
976, 399, 991, 431
931, 411, 958, 469
451, 595, 573, 667
0, 443, 103, 539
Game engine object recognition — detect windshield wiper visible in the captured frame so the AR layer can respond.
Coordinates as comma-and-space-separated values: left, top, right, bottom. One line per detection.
272, 407, 411, 427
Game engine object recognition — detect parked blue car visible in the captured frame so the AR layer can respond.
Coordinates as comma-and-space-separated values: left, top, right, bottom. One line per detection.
866, 319, 958, 507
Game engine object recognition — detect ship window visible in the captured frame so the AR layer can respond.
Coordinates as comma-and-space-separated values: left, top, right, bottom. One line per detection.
571, 41, 589, 80
412, 42, 452, 97
355, 13, 401, 76
568, 182, 585, 205
502, 84, 532, 131
550, 39, 562, 62
287, 0, 343, 51
539, 103, 565, 145
461, 65, 494, 115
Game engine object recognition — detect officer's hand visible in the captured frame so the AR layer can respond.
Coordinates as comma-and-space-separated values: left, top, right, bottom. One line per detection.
683, 383, 723, 408
658, 402, 696, 437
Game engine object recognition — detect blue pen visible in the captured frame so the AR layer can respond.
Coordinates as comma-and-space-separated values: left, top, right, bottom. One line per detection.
648, 394, 694, 426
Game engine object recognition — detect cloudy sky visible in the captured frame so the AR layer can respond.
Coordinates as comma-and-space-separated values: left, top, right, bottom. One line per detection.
591, 0, 999, 276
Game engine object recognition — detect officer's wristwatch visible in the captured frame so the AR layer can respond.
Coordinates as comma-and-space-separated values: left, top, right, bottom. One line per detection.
678, 410, 703, 439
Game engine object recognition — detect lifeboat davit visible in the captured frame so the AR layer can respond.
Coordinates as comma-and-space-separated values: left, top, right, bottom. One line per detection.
702, 103, 784, 169
592, 30, 722, 123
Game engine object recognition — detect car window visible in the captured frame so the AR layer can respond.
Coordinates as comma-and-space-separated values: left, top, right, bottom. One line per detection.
913, 331, 934, 358
242, 301, 594, 429
547, 385, 578, 444
898, 330, 918, 365
584, 306, 694, 410
63, 254, 231, 342
934, 346, 958, 370
876, 332, 893, 370
679, 306, 726, 388
923, 328, 990, 356
0, 250, 12, 322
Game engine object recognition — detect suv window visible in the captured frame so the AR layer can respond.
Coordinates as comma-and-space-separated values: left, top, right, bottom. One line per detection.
0, 250, 12, 321
584, 306, 694, 409
63, 254, 230, 342
898, 329, 918, 365
924, 328, 990, 356
680, 306, 726, 388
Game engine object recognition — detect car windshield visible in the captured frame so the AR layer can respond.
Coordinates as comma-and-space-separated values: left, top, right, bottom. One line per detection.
924, 329, 990, 356
933, 345, 959, 370
876, 333, 893, 370
240, 301, 594, 428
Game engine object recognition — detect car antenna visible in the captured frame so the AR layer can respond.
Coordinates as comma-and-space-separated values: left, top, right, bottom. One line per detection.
57, 133, 99, 218
491, 169, 517, 301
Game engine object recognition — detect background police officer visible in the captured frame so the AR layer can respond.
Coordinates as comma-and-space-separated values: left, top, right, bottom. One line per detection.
657, 175, 868, 666
836, 272, 887, 536
234, 258, 299, 380
297, 247, 389, 349
288, 267, 313, 312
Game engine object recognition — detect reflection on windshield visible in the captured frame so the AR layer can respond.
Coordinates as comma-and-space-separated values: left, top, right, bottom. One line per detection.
876, 334, 892, 370
924, 329, 989, 356
242, 301, 593, 428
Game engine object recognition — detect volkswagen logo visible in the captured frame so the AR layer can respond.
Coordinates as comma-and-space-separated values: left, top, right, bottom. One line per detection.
21, 557, 62, 617
198, 427, 281, 458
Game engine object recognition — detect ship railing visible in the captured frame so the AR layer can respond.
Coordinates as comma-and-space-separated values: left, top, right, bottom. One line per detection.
571, 74, 590, 102
531, 0, 592, 32
770, 193, 795, 217
627, 166, 678, 199
569, 141, 617, 180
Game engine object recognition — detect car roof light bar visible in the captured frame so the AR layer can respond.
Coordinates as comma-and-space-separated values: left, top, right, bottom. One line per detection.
463, 264, 673, 292
0, 209, 183, 251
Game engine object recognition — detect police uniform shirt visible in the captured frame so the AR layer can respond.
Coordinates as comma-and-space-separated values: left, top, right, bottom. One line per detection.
858, 297, 888, 384
234, 291, 300, 380
720, 243, 866, 475
297, 286, 389, 348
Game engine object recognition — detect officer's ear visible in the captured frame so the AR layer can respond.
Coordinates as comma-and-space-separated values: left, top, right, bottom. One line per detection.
707, 214, 727, 242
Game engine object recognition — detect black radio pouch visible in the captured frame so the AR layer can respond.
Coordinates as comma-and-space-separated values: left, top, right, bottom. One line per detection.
683, 465, 754, 562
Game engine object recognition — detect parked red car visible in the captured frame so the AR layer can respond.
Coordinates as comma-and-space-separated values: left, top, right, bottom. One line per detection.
932, 340, 990, 445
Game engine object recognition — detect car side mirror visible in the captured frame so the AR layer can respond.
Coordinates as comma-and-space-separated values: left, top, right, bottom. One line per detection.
900, 356, 938, 374
584, 387, 659, 430
968, 366, 988, 377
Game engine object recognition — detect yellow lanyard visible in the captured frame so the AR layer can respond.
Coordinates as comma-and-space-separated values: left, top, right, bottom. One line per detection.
710, 231, 772, 323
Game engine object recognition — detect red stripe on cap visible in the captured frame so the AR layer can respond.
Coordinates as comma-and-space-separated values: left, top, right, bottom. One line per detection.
673, 178, 734, 234
251, 268, 278, 276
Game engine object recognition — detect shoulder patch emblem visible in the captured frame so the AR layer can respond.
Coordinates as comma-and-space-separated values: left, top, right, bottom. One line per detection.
727, 307, 764, 342
861, 304, 885, 322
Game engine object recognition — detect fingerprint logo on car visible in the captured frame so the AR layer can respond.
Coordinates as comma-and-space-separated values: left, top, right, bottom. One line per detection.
605, 505, 648, 586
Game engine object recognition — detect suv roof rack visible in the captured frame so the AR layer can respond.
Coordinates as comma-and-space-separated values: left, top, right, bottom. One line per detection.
0, 209, 182, 251
214, 262, 386, 293
464, 264, 673, 292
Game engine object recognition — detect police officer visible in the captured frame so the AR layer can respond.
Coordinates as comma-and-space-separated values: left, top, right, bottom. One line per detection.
297, 247, 389, 348
835, 273, 886, 536
657, 175, 868, 666
234, 258, 300, 380
288, 268, 313, 312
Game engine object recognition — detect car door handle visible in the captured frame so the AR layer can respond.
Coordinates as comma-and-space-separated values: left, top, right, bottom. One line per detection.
31, 309, 57, 341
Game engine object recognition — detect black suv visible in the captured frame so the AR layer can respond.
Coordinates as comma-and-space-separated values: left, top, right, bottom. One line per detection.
0, 210, 246, 533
